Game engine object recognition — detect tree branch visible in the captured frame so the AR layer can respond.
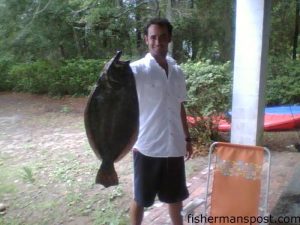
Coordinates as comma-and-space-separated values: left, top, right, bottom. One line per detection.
34, 0, 53, 16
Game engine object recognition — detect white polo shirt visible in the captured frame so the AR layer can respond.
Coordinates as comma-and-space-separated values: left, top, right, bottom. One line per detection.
130, 53, 187, 157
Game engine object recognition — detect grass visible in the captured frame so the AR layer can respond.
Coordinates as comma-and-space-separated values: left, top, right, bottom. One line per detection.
109, 186, 124, 200
0, 218, 23, 225
20, 167, 35, 183
60, 105, 71, 113
0, 146, 201, 225
0, 156, 18, 198
31, 199, 59, 210
0, 136, 206, 225
0, 183, 17, 199
66, 191, 83, 206
92, 201, 130, 225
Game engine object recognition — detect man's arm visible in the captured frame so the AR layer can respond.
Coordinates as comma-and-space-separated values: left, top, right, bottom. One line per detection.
181, 103, 193, 159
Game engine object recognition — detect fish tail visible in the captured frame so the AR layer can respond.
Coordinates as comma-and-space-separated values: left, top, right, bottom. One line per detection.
95, 165, 118, 188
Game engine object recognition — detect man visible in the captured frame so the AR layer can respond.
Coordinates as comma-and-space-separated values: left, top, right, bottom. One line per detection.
129, 18, 193, 225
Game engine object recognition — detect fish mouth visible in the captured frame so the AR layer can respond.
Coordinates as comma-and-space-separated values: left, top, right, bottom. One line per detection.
113, 51, 122, 63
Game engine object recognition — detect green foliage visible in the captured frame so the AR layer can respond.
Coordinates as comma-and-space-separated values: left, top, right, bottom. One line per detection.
0, 0, 298, 63
172, 0, 234, 62
266, 57, 300, 105
20, 166, 35, 183
93, 201, 129, 225
180, 57, 299, 146
0, 57, 15, 91
181, 60, 232, 144
7, 59, 106, 96
269, 0, 297, 57
0, 156, 18, 199
0, 218, 22, 225
55, 59, 104, 96
0, 0, 76, 61
9, 61, 56, 94
183, 60, 232, 114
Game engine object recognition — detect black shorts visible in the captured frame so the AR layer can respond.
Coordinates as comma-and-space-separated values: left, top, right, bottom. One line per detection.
133, 150, 189, 207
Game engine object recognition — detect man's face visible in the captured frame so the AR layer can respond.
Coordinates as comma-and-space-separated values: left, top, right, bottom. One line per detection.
144, 24, 171, 59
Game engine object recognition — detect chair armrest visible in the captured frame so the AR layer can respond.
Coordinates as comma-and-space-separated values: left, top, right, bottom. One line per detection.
181, 198, 205, 217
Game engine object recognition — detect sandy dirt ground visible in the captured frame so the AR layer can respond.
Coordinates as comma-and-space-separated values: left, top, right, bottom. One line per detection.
1, 92, 300, 225
0, 92, 211, 225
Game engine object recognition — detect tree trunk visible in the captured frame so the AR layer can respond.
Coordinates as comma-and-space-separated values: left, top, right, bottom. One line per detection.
190, 0, 194, 8
189, 0, 198, 60
292, 0, 299, 59
59, 43, 66, 59
191, 38, 199, 60
218, 2, 233, 62
167, 0, 184, 61
72, 27, 82, 57
173, 32, 183, 62
135, 0, 143, 56
118, 0, 123, 7
166, 0, 174, 56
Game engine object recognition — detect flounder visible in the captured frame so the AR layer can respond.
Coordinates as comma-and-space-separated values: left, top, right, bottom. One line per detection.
84, 51, 139, 188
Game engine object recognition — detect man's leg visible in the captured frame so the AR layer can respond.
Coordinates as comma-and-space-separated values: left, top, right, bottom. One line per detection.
168, 201, 183, 225
130, 199, 144, 225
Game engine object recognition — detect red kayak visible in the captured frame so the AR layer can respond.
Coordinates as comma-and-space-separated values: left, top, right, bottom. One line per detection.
188, 106, 300, 132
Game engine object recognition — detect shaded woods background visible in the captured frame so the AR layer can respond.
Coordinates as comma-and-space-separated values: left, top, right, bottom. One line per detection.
0, 0, 299, 132
0, 0, 298, 62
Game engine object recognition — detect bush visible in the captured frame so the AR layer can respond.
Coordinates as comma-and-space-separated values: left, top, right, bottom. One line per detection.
51, 59, 105, 96
0, 57, 15, 91
266, 57, 300, 105
181, 60, 232, 145
9, 61, 55, 94
2, 56, 299, 106
7, 59, 107, 96
180, 57, 300, 147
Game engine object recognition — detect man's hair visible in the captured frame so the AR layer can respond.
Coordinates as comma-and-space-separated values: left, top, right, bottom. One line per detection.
143, 18, 173, 36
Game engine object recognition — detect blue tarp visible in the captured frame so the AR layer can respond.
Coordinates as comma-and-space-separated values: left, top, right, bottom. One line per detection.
264, 105, 300, 115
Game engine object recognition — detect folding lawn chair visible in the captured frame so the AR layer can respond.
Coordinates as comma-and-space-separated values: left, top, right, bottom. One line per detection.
182, 142, 271, 225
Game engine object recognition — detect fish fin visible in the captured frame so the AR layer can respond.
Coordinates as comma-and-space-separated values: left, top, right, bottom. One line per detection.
95, 167, 118, 188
